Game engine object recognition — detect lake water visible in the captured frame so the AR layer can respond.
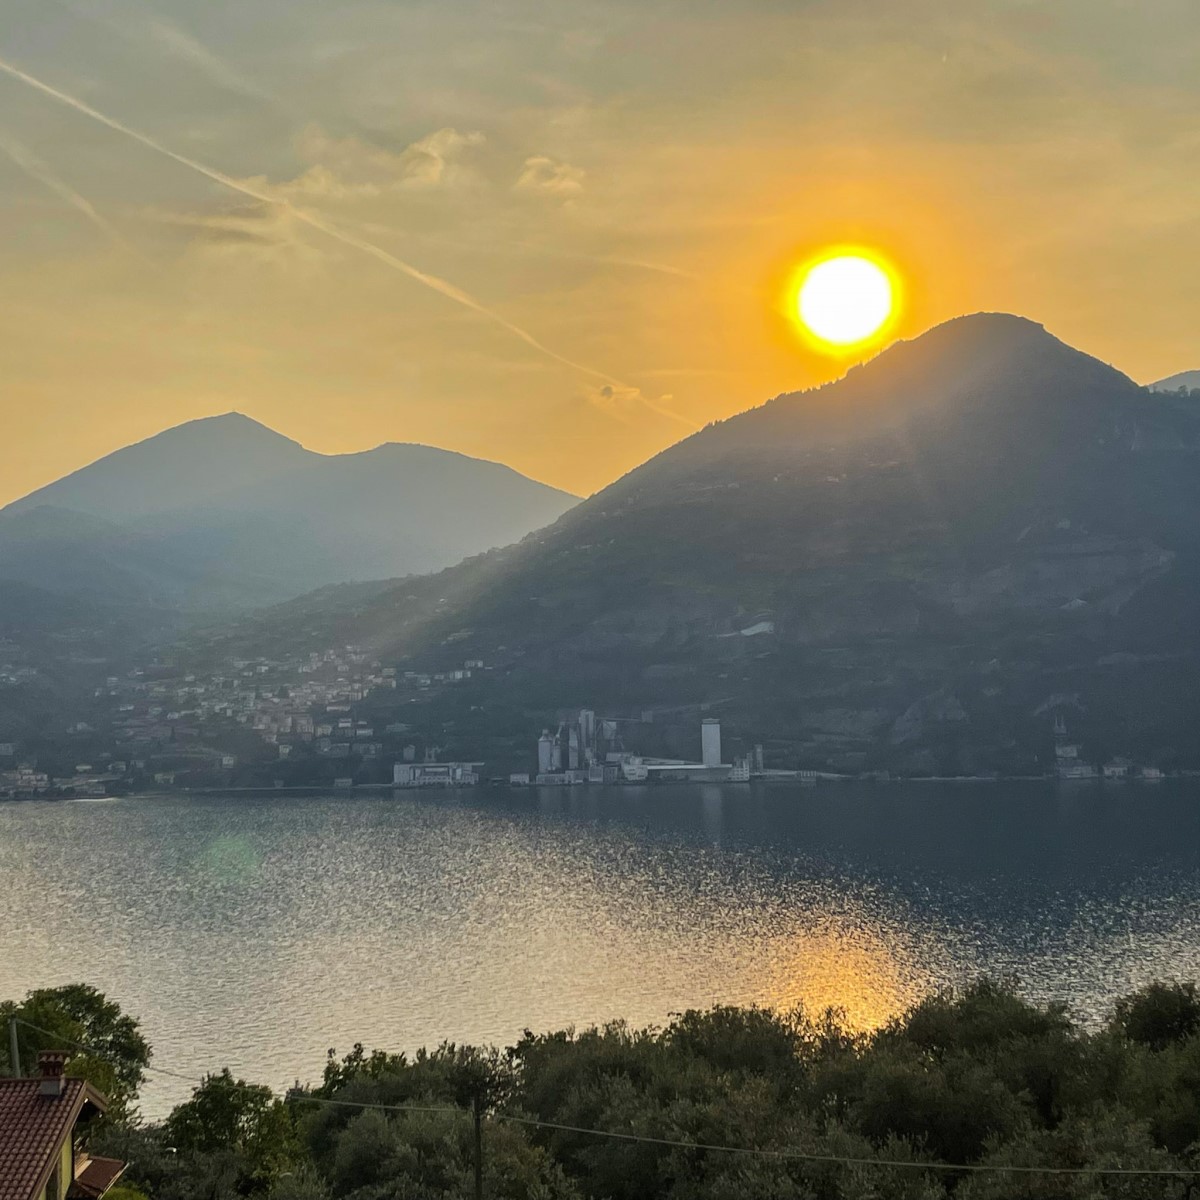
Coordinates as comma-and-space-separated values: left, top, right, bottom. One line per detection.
4, 781, 1200, 1118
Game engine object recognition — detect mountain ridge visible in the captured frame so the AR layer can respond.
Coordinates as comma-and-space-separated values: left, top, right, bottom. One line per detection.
4, 412, 577, 520
0, 413, 580, 612
191, 313, 1200, 775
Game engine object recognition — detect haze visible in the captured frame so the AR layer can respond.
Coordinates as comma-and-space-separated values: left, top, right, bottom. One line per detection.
1, 0, 1197, 504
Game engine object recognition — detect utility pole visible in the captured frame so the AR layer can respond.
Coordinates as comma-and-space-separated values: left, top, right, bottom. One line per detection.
8, 1018, 20, 1078
472, 1092, 483, 1200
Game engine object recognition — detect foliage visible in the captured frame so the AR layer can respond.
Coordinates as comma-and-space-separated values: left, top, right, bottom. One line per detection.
26, 978, 1200, 1199
317, 1041, 510, 1109
164, 1069, 303, 1188
0, 983, 149, 1121
1113, 981, 1200, 1050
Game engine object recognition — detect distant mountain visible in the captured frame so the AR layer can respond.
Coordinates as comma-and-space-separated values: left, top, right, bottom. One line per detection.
0, 415, 578, 610
1149, 370, 1200, 393
0, 506, 250, 609
218, 314, 1200, 775
8, 413, 312, 520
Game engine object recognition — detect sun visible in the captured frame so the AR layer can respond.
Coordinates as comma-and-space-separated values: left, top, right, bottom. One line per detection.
791, 248, 901, 354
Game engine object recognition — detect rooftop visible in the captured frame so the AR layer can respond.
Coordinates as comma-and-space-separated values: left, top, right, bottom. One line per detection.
0, 1076, 106, 1200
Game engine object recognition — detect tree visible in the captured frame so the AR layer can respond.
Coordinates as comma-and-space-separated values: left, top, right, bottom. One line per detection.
1113, 982, 1200, 1050
164, 1069, 301, 1190
0, 983, 149, 1120
956, 1111, 1184, 1200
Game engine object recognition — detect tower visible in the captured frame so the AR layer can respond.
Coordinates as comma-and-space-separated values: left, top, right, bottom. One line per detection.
537, 731, 554, 775
701, 718, 722, 768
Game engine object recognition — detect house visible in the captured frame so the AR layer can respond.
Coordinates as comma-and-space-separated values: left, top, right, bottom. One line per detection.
0, 1051, 125, 1200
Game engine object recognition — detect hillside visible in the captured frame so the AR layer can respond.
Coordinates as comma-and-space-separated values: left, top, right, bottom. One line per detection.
1149, 370, 1200, 393
0, 576, 181, 743
196, 314, 1200, 775
0, 415, 579, 610
0, 505, 282, 610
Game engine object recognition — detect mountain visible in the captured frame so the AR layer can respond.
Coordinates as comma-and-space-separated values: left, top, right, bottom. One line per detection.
209, 314, 1200, 775
1149, 370, 1200, 393
7, 413, 312, 520
0, 415, 579, 610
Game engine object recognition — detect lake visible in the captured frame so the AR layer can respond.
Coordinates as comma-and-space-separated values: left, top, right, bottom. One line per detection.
4, 781, 1200, 1117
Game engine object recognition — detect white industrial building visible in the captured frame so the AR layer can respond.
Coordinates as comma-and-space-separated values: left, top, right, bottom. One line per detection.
393, 761, 482, 787
526, 714, 760, 786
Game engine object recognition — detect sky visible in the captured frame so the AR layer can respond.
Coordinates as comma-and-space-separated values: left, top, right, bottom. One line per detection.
0, 0, 1198, 502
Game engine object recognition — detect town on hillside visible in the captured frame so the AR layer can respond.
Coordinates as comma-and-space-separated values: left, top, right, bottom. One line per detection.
0, 636, 1175, 798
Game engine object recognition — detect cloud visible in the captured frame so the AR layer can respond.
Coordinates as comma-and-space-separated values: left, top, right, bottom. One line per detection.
0, 55, 635, 401
0, 128, 139, 256
277, 124, 486, 200
515, 155, 586, 199
397, 127, 487, 187
146, 201, 289, 247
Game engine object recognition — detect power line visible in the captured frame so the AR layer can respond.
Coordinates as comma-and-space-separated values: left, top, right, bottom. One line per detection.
13, 1018, 1200, 1179
284, 1093, 463, 1119
301, 1096, 1200, 1179
15, 1018, 199, 1085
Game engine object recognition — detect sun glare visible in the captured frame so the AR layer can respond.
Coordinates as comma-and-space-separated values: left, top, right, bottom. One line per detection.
792, 249, 900, 354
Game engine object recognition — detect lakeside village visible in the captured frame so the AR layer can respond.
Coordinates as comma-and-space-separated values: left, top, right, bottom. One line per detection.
0, 644, 1172, 799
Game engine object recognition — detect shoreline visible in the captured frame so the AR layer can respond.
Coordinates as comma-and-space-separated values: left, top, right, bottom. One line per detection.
8, 773, 1196, 803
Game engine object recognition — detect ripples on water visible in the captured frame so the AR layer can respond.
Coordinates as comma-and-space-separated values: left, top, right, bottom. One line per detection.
3, 781, 1200, 1116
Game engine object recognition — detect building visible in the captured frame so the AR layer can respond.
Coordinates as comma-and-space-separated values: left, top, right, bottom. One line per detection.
619, 757, 649, 782
393, 761, 481, 787
526, 714, 754, 785
1054, 714, 1096, 780
537, 731, 558, 775
0, 1052, 125, 1200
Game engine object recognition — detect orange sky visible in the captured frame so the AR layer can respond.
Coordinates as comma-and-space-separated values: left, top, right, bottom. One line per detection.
0, 0, 1197, 501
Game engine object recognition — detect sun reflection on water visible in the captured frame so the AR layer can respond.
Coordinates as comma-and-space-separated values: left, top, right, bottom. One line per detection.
755, 919, 929, 1031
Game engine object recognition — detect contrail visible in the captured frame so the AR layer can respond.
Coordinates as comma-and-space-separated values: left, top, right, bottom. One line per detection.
360, 222, 705, 284
0, 127, 137, 254
53, 0, 283, 111
0, 53, 699, 428
144, 17, 279, 109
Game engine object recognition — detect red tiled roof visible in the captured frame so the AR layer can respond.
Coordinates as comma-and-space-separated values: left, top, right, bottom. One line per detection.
0, 1079, 104, 1200
70, 1156, 126, 1199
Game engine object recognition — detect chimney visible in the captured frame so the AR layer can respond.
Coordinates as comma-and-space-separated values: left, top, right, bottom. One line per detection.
37, 1051, 68, 1098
